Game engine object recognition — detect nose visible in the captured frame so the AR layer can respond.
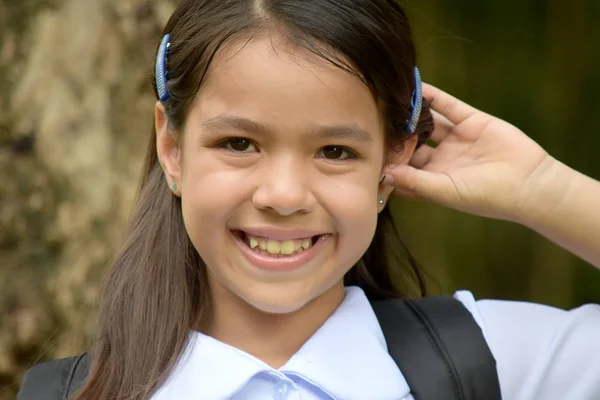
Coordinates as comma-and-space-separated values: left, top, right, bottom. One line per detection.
252, 155, 314, 216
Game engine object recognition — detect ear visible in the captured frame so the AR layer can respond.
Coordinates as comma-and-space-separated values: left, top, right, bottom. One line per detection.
378, 134, 418, 208
155, 101, 181, 196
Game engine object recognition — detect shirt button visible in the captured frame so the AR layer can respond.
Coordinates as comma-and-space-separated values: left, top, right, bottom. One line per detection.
272, 379, 290, 400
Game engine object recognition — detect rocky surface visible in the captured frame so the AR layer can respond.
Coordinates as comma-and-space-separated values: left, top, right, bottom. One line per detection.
0, 0, 175, 397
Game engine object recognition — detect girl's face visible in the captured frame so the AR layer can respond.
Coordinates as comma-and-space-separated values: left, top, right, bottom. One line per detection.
157, 35, 414, 314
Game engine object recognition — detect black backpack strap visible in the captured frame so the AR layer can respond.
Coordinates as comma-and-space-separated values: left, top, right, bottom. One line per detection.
17, 353, 89, 400
371, 296, 502, 400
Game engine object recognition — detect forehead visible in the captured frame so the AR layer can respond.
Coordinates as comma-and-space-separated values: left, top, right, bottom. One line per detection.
188, 33, 382, 134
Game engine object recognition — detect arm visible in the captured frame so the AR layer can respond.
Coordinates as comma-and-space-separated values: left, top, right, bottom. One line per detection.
519, 159, 600, 268
383, 84, 600, 269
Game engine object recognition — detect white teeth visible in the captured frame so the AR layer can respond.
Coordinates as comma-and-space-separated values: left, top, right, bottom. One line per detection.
243, 233, 317, 256
280, 240, 295, 255
266, 239, 280, 254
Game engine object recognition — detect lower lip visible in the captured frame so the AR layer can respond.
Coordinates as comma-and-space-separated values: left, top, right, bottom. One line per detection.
231, 231, 330, 272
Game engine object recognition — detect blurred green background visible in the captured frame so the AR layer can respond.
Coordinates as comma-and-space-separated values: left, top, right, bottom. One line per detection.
404, 0, 600, 308
0, 0, 599, 398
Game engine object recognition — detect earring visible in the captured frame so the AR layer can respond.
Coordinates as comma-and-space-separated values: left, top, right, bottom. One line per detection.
379, 199, 384, 205
172, 184, 177, 191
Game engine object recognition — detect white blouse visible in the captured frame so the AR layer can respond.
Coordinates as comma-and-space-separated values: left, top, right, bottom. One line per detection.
151, 287, 600, 400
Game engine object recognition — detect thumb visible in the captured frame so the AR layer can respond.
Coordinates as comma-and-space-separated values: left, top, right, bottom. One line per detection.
385, 165, 455, 204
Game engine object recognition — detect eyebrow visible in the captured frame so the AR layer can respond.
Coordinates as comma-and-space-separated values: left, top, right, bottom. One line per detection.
200, 115, 373, 143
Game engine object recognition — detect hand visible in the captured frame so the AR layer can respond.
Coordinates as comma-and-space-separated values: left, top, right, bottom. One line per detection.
385, 83, 561, 223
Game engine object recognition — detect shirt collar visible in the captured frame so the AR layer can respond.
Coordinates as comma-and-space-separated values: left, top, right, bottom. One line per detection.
281, 286, 410, 398
151, 286, 410, 399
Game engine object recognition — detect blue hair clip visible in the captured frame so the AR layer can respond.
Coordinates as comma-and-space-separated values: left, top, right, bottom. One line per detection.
156, 33, 171, 102
406, 66, 423, 134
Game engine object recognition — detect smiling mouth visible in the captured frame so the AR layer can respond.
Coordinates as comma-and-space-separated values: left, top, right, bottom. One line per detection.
232, 230, 322, 257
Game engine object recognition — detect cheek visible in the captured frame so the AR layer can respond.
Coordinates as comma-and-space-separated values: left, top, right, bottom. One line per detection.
317, 176, 379, 264
179, 155, 251, 259
179, 140, 381, 273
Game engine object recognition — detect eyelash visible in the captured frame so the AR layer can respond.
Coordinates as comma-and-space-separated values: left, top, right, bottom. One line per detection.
317, 145, 358, 161
218, 137, 257, 154
217, 137, 359, 161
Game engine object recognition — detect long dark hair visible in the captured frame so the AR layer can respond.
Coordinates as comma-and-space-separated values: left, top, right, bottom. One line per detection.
74, 0, 433, 398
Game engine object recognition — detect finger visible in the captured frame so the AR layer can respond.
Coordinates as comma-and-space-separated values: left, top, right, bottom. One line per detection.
412, 111, 457, 169
423, 83, 480, 126
392, 186, 423, 201
385, 164, 452, 204
409, 144, 435, 169
429, 109, 455, 143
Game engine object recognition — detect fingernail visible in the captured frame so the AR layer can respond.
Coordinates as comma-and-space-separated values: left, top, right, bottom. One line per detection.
386, 164, 398, 170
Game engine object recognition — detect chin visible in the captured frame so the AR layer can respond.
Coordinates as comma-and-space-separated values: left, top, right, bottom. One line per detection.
235, 280, 341, 315
248, 300, 308, 315
237, 288, 313, 315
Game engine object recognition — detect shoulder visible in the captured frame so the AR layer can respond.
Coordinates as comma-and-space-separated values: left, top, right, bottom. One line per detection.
17, 354, 88, 400
455, 290, 600, 399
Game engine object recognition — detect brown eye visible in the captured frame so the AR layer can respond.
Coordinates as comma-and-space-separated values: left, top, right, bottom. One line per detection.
223, 138, 256, 153
319, 146, 357, 161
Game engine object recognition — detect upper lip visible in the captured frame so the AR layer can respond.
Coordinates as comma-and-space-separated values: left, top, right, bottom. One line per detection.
232, 227, 329, 241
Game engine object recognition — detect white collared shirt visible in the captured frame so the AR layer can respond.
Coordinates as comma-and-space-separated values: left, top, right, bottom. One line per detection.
151, 287, 600, 400
456, 291, 600, 400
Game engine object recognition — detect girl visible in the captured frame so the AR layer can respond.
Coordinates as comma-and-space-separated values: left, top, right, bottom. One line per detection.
18, 0, 600, 399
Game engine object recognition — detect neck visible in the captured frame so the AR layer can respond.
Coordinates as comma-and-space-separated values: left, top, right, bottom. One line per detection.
205, 283, 345, 369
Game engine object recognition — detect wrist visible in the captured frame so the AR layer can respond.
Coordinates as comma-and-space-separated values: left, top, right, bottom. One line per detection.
513, 156, 574, 228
